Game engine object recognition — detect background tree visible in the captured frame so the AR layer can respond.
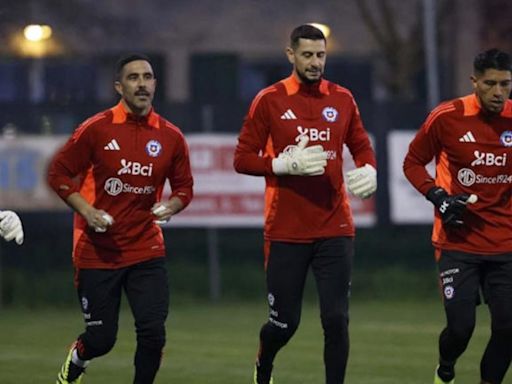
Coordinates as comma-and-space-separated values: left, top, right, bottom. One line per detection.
354, 0, 454, 101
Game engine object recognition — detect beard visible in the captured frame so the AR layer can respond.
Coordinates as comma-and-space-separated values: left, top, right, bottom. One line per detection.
296, 68, 323, 84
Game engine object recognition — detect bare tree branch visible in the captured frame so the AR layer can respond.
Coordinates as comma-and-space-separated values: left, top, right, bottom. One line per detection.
354, 0, 389, 49
353, 0, 453, 100
378, 0, 400, 49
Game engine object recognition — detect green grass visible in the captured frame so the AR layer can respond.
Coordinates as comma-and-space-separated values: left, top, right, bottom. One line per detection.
0, 299, 505, 383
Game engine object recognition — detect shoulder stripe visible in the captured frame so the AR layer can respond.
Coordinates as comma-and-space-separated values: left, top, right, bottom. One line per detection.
333, 84, 360, 113
423, 103, 456, 132
459, 94, 480, 116
248, 86, 277, 119
163, 120, 185, 138
72, 111, 109, 141
281, 76, 299, 95
333, 84, 352, 97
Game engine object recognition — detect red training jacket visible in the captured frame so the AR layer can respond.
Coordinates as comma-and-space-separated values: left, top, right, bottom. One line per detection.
234, 74, 376, 242
47, 102, 194, 269
404, 94, 512, 254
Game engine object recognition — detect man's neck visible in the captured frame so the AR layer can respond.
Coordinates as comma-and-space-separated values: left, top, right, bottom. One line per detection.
121, 99, 150, 117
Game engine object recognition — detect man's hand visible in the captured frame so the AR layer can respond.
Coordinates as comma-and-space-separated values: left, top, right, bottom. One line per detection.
426, 187, 478, 226
346, 164, 377, 199
272, 136, 328, 176
0, 210, 24, 245
152, 204, 173, 225
82, 208, 114, 233
151, 197, 185, 225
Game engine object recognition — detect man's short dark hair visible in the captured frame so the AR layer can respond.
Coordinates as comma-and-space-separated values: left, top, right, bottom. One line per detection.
473, 48, 512, 75
115, 53, 152, 80
290, 24, 326, 49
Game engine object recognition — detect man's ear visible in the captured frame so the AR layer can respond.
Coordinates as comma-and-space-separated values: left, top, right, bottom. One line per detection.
469, 75, 477, 90
114, 81, 122, 96
285, 47, 295, 65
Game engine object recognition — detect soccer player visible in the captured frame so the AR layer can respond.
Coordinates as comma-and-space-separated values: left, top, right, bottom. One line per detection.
47, 53, 193, 384
403, 48, 512, 384
234, 24, 377, 384
0, 210, 24, 245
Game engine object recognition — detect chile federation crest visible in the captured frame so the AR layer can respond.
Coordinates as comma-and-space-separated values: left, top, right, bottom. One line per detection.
322, 107, 338, 122
500, 131, 512, 147
146, 140, 162, 157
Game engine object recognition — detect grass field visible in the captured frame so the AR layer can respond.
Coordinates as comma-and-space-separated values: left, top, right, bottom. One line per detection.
0, 299, 503, 383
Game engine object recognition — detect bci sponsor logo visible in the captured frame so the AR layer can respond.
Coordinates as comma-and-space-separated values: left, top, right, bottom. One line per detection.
117, 159, 153, 176
295, 126, 330, 142
471, 151, 507, 167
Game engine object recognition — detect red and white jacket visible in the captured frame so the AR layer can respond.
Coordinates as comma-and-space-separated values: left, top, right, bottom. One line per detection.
234, 74, 376, 242
404, 94, 512, 254
48, 102, 193, 268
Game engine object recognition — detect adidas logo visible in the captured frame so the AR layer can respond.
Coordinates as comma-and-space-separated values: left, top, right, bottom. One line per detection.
459, 131, 476, 143
280, 109, 297, 120
104, 139, 121, 150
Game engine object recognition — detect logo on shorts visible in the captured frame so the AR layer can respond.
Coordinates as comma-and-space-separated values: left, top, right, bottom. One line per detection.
267, 293, 275, 306
146, 140, 162, 157
81, 297, 88, 311
444, 285, 455, 300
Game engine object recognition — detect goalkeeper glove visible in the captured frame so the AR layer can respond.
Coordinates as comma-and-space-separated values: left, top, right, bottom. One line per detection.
426, 187, 477, 226
93, 213, 114, 233
152, 204, 171, 225
346, 164, 377, 198
0, 210, 24, 245
272, 136, 328, 176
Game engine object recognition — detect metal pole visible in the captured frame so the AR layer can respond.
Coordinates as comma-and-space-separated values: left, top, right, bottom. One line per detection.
423, 0, 440, 110
0, 245, 3, 310
201, 104, 221, 301
207, 227, 221, 301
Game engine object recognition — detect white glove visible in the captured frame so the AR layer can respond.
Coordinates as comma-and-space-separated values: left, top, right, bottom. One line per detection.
94, 213, 114, 233
272, 136, 328, 176
346, 164, 377, 199
0, 210, 24, 245
152, 204, 169, 225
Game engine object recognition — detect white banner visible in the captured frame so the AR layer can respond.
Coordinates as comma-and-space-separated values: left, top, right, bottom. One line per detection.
0, 134, 376, 227
0, 135, 67, 210
388, 131, 435, 224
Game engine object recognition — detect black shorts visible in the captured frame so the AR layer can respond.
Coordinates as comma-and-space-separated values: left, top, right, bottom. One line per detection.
437, 249, 512, 306
76, 257, 169, 336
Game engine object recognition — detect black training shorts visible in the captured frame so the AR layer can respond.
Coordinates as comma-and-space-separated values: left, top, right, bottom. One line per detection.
437, 249, 512, 305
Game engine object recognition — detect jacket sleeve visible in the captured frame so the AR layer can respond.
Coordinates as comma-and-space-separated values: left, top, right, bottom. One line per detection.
403, 113, 442, 195
167, 134, 194, 208
344, 98, 376, 168
233, 92, 275, 176
47, 123, 94, 201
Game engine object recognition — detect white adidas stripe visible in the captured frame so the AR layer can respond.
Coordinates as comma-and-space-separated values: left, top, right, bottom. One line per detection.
280, 109, 297, 120
458, 131, 476, 143
104, 139, 121, 150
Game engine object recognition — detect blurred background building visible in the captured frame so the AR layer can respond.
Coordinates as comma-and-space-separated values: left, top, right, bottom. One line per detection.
0, 0, 511, 306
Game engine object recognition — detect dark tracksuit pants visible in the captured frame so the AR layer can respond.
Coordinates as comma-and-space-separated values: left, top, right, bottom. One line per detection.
257, 237, 353, 384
